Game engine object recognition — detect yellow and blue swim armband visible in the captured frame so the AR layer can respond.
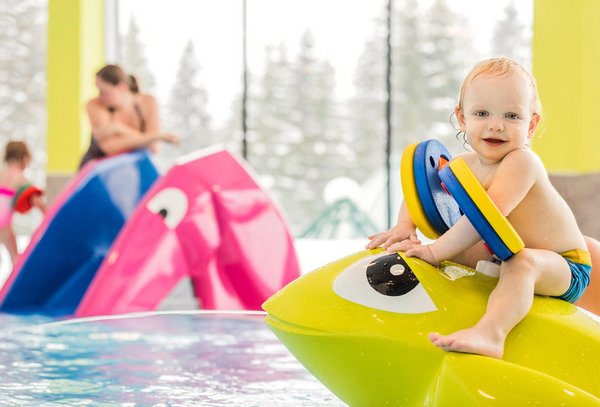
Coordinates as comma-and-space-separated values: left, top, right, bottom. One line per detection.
438, 157, 524, 260
400, 140, 461, 239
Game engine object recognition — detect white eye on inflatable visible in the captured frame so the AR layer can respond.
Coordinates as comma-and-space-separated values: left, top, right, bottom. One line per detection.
333, 252, 437, 314
146, 187, 188, 229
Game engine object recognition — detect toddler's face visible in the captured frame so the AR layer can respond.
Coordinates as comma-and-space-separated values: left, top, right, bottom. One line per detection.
457, 73, 539, 162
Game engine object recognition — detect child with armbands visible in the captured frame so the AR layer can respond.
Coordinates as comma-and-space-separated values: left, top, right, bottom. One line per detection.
0, 141, 46, 266
367, 57, 590, 359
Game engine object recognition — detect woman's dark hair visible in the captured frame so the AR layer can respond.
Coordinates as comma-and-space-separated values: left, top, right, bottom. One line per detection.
96, 64, 140, 93
128, 75, 140, 93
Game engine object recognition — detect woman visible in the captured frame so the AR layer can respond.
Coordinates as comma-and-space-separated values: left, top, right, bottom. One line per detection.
79, 64, 178, 169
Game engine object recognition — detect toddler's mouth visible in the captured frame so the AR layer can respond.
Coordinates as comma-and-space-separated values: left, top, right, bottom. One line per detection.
483, 138, 505, 145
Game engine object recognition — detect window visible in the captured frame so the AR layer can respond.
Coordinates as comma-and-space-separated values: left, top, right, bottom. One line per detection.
0, 0, 48, 236
116, 0, 532, 237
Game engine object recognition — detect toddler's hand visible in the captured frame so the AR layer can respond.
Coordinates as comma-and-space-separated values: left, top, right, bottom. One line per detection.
366, 223, 419, 251
391, 240, 439, 266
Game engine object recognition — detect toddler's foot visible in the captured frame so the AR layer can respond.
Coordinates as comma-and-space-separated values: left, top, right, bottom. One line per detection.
428, 327, 504, 359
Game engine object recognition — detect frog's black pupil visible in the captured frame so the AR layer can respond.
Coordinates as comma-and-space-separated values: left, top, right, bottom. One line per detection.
366, 254, 419, 296
158, 208, 168, 218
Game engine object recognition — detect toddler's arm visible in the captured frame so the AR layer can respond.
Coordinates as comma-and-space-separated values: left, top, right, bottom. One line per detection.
398, 216, 481, 265
30, 193, 46, 213
400, 149, 538, 264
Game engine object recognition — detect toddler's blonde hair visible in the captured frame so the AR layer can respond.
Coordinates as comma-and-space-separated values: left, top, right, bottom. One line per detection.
457, 57, 542, 117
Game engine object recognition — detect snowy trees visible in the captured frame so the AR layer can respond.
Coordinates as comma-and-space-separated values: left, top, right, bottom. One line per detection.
0, 0, 46, 185
117, 0, 531, 234
0, 0, 532, 236
249, 32, 348, 232
0, 0, 46, 235
120, 15, 156, 93
421, 0, 474, 146
119, 24, 213, 170
492, 2, 531, 68
349, 12, 387, 185
161, 40, 212, 166
351, 0, 475, 169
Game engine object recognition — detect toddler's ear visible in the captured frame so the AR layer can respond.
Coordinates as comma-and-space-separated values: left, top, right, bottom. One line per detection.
528, 113, 541, 138
454, 106, 466, 131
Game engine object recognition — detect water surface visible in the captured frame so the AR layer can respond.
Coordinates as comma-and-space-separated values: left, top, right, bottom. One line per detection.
0, 312, 344, 406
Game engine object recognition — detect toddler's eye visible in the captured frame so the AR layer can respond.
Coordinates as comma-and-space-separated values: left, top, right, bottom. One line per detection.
506, 113, 521, 120
474, 111, 488, 118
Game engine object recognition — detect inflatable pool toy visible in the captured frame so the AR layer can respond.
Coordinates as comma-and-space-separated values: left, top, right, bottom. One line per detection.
0, 151, 159, 315
263, 250, 600, 405
76, 148, 300, 316
76, 148, 300, 315
439, 157, 524, 260
401, 141, 461, 239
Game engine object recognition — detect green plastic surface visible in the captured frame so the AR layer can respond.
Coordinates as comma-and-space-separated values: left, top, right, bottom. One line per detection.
263, 250, 600, 406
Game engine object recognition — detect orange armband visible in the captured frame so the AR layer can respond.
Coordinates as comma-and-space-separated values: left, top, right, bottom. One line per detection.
12, 184, 44, 213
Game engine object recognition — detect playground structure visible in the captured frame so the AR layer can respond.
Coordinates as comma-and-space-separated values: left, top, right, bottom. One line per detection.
0, 151, 159, 315
0, 148, 300, 316
77, 149, 300, 316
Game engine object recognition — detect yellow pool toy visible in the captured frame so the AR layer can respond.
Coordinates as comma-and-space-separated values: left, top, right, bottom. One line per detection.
263, 250, 600, 406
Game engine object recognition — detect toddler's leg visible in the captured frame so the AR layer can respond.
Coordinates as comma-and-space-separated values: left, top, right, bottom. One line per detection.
0, 227, 18, 265
429, 248, 571, 358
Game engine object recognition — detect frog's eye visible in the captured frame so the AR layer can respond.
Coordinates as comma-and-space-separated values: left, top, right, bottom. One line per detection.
333, 253, 437, 314
147, 187, 188, 229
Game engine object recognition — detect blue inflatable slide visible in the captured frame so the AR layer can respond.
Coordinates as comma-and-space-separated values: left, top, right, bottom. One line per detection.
0, 151, 158, 315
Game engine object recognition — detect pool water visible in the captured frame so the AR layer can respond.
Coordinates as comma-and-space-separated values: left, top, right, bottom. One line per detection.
0, 312, 345, 406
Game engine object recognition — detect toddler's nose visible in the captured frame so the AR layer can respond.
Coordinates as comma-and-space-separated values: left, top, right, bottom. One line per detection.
488, 116, 504, 131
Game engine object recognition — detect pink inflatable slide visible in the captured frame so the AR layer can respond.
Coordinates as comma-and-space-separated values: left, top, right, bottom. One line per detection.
76, 148, 300, 316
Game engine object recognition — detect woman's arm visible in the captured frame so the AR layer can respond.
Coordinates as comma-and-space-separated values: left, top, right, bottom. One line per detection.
86, 98, 178, 155
99, 120, 176, 155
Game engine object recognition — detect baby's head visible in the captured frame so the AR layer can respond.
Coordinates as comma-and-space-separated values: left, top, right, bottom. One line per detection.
457, 57, 542, 118
4, 141, 31, 168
